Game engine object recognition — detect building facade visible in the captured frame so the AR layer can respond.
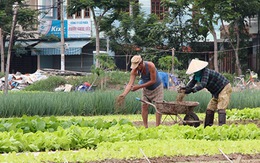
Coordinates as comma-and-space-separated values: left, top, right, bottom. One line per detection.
32, 0, 95, 72
10, 0, 170, 73
7, 0, 260, 74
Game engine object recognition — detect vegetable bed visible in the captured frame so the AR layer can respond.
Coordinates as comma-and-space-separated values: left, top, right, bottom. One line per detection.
0, 108, 260, 162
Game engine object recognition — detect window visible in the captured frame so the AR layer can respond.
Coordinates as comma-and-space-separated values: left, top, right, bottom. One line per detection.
151, 0, 168, 20
121, 0, 139, 13
75, 10, 81, 18
84, 8, 90, 18
67, 0, 90, 19
44, 0, 53, 17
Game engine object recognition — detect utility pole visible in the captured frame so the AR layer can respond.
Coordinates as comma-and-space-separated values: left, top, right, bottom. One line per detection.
171, 48, 175, 74
106, 37, 109, 53
0, 28, 4, 73
60, 0, 65, 71
4, 2, 18, 95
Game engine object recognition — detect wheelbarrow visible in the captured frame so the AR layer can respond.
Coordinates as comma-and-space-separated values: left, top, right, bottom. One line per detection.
136, 97, 201, 127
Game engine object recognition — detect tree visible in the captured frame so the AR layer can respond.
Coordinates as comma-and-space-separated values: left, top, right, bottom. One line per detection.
0, 0, 39, 72
148, 0, 205, 69
91, 53, 116, 90
104, 0, 204, 71
0, 1, 39, 95
67, 0, 129, 68
158, 55, 181, 72
102, 2, 160, 71
216, 0, 260, 75
160, 0, 198, 46
190, 0, 223, 72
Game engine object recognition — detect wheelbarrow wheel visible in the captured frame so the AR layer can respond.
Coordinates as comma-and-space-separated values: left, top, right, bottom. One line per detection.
183, 112, 200, 127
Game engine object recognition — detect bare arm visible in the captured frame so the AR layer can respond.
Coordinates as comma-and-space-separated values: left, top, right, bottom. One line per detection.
120, 69, 137, 96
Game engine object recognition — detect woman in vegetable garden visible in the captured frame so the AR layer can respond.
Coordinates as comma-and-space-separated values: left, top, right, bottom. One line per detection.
181, 59, 232, 128
117, 55, 164, 128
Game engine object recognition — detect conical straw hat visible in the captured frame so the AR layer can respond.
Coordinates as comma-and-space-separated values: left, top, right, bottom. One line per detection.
186, 59, 208, 74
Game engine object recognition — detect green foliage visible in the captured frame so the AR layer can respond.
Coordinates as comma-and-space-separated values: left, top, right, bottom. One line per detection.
0, 139, 259, 162
22, 71, 131, 92
16, 7, 39, 31
222, 72, 234, 83
39, 34, 59, 42
227, 108, 260, 120
0, 72, 4, 78
104, 3, 160, 58
67, 0, 129, 34
0, 0, 39, 47
0, 122, 258, 154
229, 90, 260, 109
102, 70, 130, 85
0, 91, 123, 117
24, 76, 66, 91
0, 70, 257, 117
158, 55, 181, 71
172, 69, 191, 85
0, 115, 132, 133
98, 54, 116, 70
1, 89, 260, 117
64, 75, 98, 87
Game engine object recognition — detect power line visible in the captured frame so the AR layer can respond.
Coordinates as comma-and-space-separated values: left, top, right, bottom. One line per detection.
24, 5, 57, 8
142, 44, 260, 55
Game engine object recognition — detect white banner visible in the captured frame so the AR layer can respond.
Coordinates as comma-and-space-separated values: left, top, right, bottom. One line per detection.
67, 19, 92, 38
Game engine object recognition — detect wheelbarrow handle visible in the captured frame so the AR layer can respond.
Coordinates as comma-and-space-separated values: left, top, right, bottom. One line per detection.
135, 97, 162, 114
135, 97, 152, 105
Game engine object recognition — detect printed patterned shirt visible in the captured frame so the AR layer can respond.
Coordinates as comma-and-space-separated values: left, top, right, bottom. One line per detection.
186, 68, 229, 98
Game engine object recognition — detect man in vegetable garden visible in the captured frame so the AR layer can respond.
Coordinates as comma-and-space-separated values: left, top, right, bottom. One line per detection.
117, 55, 164, 128
181, 59, 232, 127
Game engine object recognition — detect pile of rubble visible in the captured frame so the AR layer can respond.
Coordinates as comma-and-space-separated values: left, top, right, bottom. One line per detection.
0, 69, 95, 92
0, 70, 48, 91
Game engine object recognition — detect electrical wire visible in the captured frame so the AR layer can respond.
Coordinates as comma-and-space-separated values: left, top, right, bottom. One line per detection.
3, 2, 260, 56
137, 44, 260, 55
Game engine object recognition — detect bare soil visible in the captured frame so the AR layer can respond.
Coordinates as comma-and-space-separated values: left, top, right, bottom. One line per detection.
132, 119, 260, 128
89, 154, 260, 163
89, 119, 260, 163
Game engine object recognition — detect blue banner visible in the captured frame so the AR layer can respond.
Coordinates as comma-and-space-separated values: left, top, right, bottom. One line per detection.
39, 20, 68, 38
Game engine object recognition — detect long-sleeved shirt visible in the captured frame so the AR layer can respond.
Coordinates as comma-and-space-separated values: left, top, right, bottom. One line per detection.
186, 68, 229, 98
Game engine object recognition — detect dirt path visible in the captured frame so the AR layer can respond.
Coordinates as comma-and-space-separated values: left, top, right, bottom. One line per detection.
89, 153, 260, 163
132, 119, 260, 128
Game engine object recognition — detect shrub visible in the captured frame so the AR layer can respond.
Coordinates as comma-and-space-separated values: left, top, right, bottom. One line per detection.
24, 76, 66, 91
222, 72, 234, 83
23, 71, 131, 92
0, 72, 4, 78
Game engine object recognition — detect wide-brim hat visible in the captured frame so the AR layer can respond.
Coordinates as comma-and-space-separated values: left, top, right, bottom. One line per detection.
186, 59, 208, 74
130, 55, 142, 69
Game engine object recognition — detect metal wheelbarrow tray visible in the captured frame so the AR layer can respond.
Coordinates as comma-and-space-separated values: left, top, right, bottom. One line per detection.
136, 98, 201, 127
155, 101, 199, 114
